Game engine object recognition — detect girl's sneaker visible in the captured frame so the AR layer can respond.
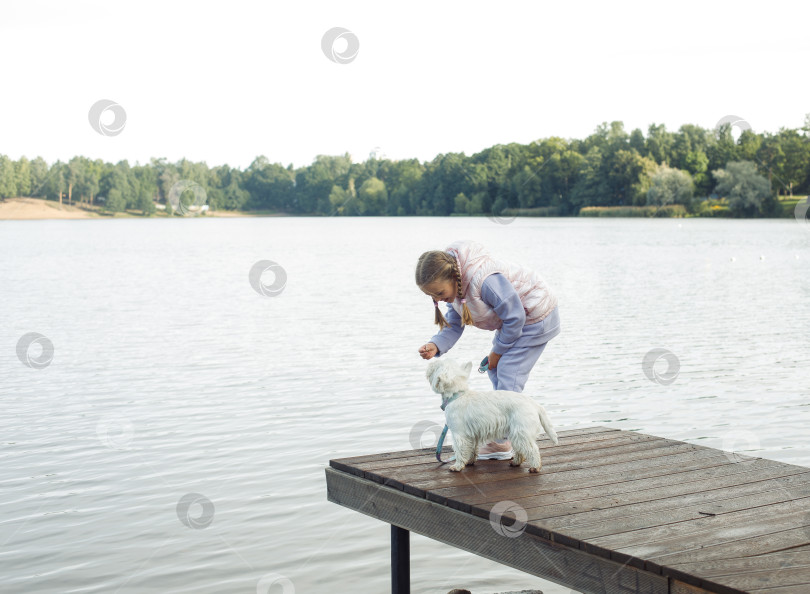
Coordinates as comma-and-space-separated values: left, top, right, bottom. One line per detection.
476, 438, 513, 460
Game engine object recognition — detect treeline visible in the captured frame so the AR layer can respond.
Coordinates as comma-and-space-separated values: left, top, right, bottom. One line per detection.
1, 118, 809, 217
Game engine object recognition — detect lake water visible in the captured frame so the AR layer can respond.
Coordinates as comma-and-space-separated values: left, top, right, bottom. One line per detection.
2, 216, 809, 594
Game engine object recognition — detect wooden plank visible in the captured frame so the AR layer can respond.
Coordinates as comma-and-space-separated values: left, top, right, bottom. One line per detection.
325, 466, 669, 594
428, 451, 756, 507
354, 436, 677, 492
407, 449, 740, 516
668, 548, 810, 575
706, 566, 810, 591
584, 495, 810, 557
426, 451, 743, 518
663, 546, 810, 591
638, 518, 810, 585
482, 460, 803, 522
535, 475, 810, 540
355, 430, 666, 472
749, 586, 810, 593
329, 426, 617, 478
652, 527, 810, 568
367, 441, 706, 496
330, 425, 617, 467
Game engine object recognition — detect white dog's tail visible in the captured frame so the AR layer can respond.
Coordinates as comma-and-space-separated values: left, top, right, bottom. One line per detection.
536, 402, 559, 445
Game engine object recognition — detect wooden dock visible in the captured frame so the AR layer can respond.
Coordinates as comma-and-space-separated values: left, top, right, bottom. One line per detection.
326, 426, 810, 594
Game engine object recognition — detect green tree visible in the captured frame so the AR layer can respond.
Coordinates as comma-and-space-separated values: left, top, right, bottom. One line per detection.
357, 176, 388, 215
70, 157, 102, 205
631, 155, 659, 206
513, 162, 544, 208
328, 184, 353, 215
603, 149, 650, 206
454, 192, 470, 214
137, 185, 156, 215
0, 155, 18, 198
570, 147, 607, 209
105, 187, 126, 212
647, 165, 694, 208
66, 157, 85, 205
708, 123, 741, 174
755, 133, 784, 194
222, 177, 249, 210
29, 157, 49, 197
684, 149, 709, 195
775, 128, 809, 196
43, 161, 67, 202
712, 160, 772, 217
15, 157, 32, 197
645, 123, 675, 164
467, 191, 485, 214
295, 154, 351, 214
629, 128, 645, 154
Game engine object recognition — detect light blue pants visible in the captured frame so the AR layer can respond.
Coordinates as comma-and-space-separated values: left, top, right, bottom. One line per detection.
486, 305, 560, 393
487, 341, 548, 392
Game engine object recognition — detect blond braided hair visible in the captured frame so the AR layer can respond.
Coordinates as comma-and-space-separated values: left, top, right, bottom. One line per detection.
415, 250, 475, 329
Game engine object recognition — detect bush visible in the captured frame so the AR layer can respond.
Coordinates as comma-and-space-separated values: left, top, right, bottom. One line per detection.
694, 199, 732, 217
647, 165, 694, 208
712, 161, 772, 217
578, 205, 687, 217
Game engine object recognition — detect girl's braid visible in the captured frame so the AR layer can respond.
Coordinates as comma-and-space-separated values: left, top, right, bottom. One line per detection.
451, 256, 475, 325
452, 258, 463, 301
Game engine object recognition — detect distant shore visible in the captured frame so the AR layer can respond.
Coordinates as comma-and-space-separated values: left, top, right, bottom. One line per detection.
1, 196, 804, 220
0, 197, 282, 220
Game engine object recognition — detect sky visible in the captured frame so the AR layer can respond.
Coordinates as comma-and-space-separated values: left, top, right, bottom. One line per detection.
1, 0, 809, 170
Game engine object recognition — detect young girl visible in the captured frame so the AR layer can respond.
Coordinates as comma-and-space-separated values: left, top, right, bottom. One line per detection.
415, 239, 560, 460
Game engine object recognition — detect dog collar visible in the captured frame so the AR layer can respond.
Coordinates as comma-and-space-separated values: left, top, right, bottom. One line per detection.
440, 392, 460, 411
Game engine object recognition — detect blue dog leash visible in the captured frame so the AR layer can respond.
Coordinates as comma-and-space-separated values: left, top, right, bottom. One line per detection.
435, 392, 460, 463
478, 356, 489, 373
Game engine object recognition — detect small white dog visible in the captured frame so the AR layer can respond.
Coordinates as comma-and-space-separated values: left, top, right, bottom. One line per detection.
426, 358, 559, 473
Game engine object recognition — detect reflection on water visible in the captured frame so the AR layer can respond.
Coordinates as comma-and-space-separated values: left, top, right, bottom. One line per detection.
1, 216, 808, 593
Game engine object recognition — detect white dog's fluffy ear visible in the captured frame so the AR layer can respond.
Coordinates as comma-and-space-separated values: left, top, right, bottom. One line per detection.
426, 358, 470, 395
425, 359, 446, 393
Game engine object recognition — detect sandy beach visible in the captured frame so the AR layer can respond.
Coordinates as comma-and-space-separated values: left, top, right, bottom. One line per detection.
0, 197, 262, 220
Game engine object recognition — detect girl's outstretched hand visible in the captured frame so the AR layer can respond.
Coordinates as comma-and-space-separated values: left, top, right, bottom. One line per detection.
419, 343, 438, 359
